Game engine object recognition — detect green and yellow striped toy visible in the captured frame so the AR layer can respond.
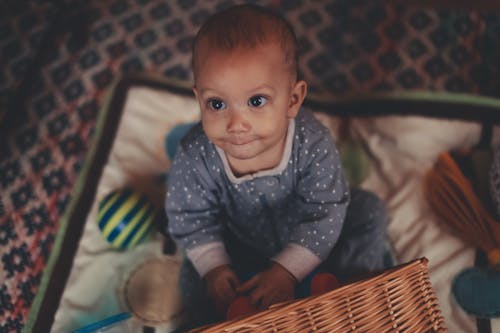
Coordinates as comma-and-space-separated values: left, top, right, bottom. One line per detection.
97, 189, 155, 250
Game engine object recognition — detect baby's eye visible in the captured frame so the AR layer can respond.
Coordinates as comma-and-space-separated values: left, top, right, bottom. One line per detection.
208, 99, 227, 111
248, 95, 268, 108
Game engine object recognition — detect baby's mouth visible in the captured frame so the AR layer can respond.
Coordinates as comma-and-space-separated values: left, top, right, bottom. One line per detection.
226, 137, 256, 146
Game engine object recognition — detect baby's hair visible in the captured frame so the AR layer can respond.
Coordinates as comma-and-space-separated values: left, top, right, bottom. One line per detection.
192, 4, 298, 81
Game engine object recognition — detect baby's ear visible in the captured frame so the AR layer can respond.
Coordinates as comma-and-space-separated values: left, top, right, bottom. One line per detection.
287, 80, 307, 118
192, 86, 198, 99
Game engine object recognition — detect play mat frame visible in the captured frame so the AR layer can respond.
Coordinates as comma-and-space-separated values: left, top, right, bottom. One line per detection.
25, 74, 500, 332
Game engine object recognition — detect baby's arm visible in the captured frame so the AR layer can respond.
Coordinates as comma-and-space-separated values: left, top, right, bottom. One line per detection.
166, 143, 239, 305
274, 133, 350, 281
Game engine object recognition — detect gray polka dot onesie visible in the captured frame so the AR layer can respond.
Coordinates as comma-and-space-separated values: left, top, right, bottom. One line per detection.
165, 109, 387, 324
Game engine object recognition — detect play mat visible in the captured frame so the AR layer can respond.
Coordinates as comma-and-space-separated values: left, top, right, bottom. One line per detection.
25, 75, 500, 332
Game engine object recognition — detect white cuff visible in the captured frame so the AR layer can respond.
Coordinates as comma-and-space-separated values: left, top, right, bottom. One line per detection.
186, 242, 231, 277
272, 243, 322, 281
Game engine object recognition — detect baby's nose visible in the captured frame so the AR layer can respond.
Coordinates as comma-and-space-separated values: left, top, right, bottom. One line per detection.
227, 110, 251, 132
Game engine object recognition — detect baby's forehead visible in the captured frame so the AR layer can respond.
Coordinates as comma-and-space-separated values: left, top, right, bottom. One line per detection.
196, 37, 287, 59
193, 40, 290, 79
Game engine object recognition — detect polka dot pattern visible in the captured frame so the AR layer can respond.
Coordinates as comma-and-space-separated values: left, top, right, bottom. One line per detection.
166, 109, 349, 261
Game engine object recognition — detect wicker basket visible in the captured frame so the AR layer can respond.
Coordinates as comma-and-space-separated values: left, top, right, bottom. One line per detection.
189, 258, 447, 332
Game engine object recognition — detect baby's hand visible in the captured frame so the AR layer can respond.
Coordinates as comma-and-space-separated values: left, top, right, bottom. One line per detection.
204, 265, 240, 309
237, 263, 296, 310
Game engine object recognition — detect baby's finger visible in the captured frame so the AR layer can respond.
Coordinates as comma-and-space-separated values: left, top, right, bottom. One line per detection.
236, 276, 258, 293
249, 287, 266, 308
261, 292, 276, 310
272, 292, 291, 306
221, 282, 236, 302
227, 274, 240, 290
262, 289, 285, 309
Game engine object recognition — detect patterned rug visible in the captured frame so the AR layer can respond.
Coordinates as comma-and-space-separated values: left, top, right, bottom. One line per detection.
1, 0, 500, 331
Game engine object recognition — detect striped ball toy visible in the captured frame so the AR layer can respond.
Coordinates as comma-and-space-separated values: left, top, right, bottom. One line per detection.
98, 189, 155, 250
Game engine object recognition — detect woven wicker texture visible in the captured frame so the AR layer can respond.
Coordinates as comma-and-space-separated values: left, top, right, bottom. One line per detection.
189, 258, 447, 333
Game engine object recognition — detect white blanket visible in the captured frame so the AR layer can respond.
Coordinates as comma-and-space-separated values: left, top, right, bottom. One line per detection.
52, 84, 500, 333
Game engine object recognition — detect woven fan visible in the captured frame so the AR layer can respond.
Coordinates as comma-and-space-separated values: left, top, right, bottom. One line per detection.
424, 152, 500, 266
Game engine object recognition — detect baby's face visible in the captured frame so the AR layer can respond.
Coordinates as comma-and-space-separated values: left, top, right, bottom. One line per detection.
193, 41, 306, 175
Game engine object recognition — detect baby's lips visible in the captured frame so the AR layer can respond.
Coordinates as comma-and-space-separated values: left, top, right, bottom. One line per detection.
226, 135, 256, 145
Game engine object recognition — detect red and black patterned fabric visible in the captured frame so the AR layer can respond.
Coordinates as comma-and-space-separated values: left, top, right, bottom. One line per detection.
1, 0, 500, 331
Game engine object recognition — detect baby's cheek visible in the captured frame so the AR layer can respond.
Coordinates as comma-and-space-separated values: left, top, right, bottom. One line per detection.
203, 120, 224, 139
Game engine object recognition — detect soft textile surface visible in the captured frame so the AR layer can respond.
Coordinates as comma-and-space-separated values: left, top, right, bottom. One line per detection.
350, 116, 500, 333
52, 86, 200, 333
50, 84, 500, 332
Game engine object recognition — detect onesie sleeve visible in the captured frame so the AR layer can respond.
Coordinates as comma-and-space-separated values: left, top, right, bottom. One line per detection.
273, 129, 350, 280
166, 142, 230, 277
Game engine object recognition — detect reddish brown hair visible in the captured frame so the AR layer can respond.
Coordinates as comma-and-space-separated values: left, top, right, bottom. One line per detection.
192, 4, 298, 81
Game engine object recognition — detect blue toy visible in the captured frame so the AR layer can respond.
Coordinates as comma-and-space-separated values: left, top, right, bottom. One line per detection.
452, 266, 500, 318
97, 188, 155, 249
165, 122, 197, 160
72, 312, 131, 333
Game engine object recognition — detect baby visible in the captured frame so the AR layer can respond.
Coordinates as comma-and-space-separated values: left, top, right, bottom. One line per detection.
166, 4, 387, 327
